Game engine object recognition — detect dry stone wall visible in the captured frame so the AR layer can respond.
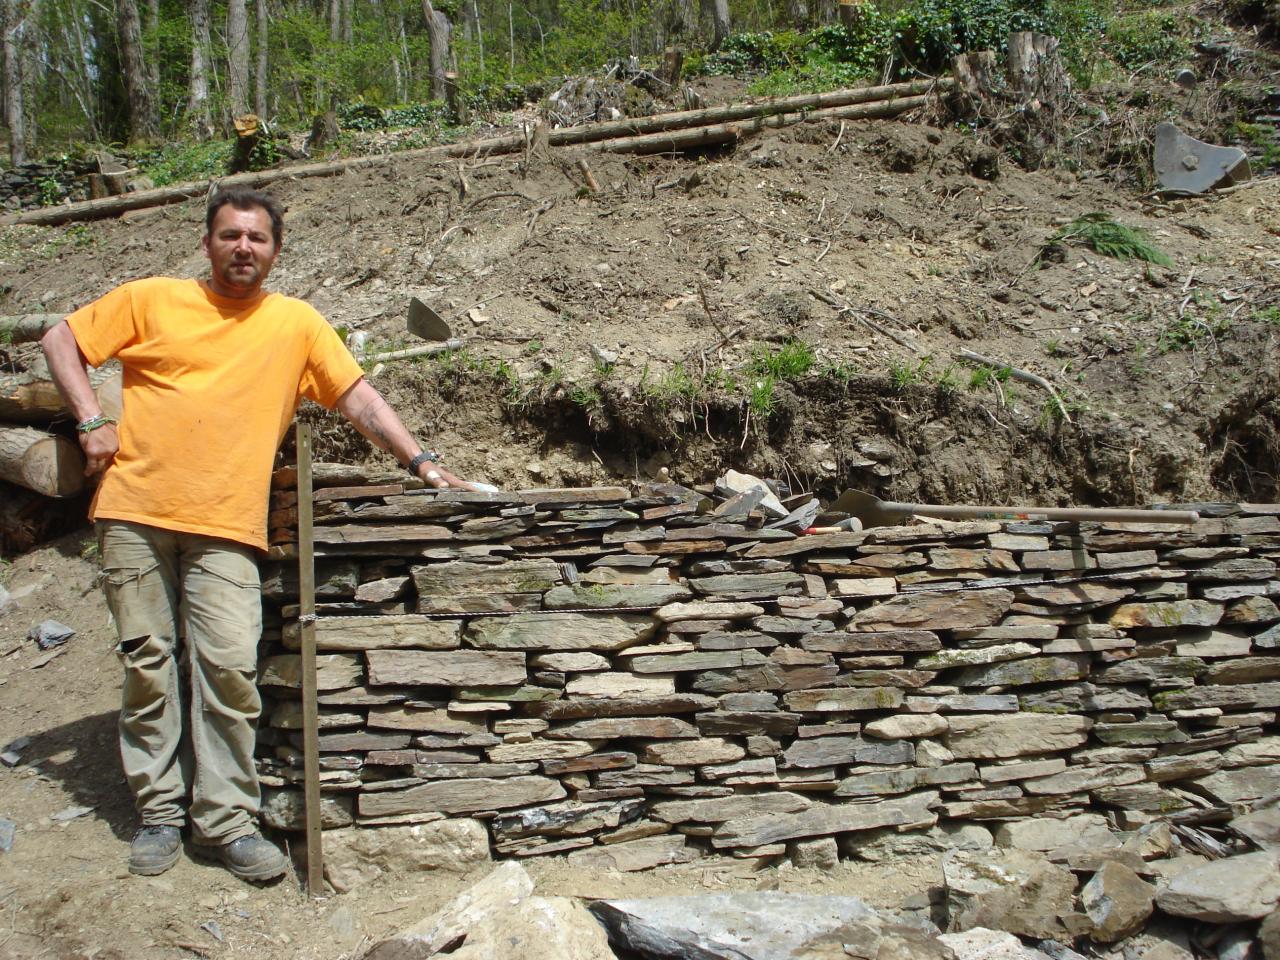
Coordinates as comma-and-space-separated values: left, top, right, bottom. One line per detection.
256, 468, 1280, 870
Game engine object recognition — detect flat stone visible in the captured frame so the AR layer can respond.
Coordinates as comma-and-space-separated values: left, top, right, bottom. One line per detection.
1224, 596, 1280, 624
946, 714, 1091, 759
565, 674, 676, 699
1023, 764, 1145, 795
1156, 851, 1280, 922
1207, 657, 1280, 685
831, 578, 898, 598
651, 791, 812, 824
367, 706, 487, 733
994, 814, 1117, 853
835, 763, 976, 797
979, 759, 1067, 783
642, 738, 745, 766
782, 688, 904, 712
629, 650, 768, 673
944, 848, 1078, 940
863, 714, 948, 739
1174, 628, 1254, 658
491, 798, 644, 843
324, 819, 490, 893
488, 740, 594, 763
567, 834, 696, 872
712, 790, 938, 848
530, 695, 716, 720
844, 822, 993, 862
849, 589, 1013, 631
530, 652, 611, 672
1194, 765, 1280, 804
803, 630, 940, 653
358, 775, 566, 817
543, 583, 692, 610
469, 612, 656, 651
547, 717, 698, 740
1109, 600, 1223, 629
1016, 583, 1132, 609
259, 653, 362, 690
413, 559, 561, 613
655, 601, 763, 623
917, 643, 1038, 670
696, 711, 799, 737
366, 649, 526, 687
952, 655, 1089, 688
688, 572, 805, 600
283, 614, 461, 651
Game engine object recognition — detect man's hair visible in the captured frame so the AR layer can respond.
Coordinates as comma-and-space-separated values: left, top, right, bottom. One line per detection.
205, 187, 285, 248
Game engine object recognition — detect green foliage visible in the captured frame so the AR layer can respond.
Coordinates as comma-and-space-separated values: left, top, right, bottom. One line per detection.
1233, 122, 1280, 169
1252, 306, 1280, 325
747, 339, 816, 380
1050, 213, 1174, 267
37, 175, 65, 206
141, 140, 234, 188
337, 103, 388, 131
1105, 10, 1189, 68
889, 355, 933, 390
1156, 304, 1232, 353
968, 363, 1011, 390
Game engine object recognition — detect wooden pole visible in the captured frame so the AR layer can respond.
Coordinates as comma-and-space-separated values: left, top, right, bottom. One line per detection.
294, 422, 324, 896
0, 78, 952, 228
0, 367, 122, 424
0, 313, 65, 344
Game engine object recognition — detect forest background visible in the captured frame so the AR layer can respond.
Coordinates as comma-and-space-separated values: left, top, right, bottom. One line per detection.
0, 0, 1274, 182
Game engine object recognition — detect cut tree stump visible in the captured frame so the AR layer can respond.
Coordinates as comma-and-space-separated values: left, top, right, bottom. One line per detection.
0, 366, 121, 423
0, 425, 86, 497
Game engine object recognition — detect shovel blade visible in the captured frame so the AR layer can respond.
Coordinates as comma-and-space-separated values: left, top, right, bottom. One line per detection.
407, 297, 453, 342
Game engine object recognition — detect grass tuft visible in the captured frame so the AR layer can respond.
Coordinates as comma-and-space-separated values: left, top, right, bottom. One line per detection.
1050, 213, 1174, 267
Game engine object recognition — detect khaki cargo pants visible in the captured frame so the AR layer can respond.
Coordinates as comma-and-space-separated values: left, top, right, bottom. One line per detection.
98, 520, 263, 844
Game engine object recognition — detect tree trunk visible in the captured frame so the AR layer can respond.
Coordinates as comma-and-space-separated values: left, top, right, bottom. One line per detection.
702, 0, 729, 51
116, 0, 157, 140
786, 0, 808, 28
254, 0, 268, 118
0, 425, 85, 497
422, 0, 452, 103
2, 0, 29, 165
341, 0, 352, 42
226, 0, 250, 117
0, 366, 121, 423
186, 0, 215, 139
328, 0, 339, 40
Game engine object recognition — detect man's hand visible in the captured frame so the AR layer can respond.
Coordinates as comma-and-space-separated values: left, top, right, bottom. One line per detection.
80, 424, 119, 476
415, 461, 479, 491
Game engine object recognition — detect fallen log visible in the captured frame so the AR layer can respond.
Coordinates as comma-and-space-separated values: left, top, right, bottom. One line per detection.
0, 366, 122, 423
0, 425, 86, 497
1, 78, 951, 228
591, 94, 933, 155
0, 313, 65, 344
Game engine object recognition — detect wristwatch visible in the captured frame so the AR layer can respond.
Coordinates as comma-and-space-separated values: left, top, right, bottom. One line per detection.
407, 450, 442, 476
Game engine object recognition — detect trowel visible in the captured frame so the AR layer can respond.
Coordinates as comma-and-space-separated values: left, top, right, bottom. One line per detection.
407, 297, 453, 342
829, 489, 1200, 530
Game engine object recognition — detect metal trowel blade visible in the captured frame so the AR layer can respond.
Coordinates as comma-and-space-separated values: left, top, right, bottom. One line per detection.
407, 297, 453, 342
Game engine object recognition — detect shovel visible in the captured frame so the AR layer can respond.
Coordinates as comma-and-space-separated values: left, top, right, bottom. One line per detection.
829, 489, 1200, 530
407, 297, 454, 342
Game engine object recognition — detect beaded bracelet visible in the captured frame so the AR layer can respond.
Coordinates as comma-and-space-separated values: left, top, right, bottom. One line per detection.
76, 414, 116, 434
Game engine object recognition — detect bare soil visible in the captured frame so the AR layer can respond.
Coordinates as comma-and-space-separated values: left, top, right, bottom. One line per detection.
0, 50, 1278, 959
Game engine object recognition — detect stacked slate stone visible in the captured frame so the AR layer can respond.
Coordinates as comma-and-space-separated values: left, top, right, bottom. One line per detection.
256, 466, 1280, 871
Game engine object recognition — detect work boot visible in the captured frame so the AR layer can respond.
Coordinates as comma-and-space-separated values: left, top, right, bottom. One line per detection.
193, 832, 287, 882
128, 825, 182, 876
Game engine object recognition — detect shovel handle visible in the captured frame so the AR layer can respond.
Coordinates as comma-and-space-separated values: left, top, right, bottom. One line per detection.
883, 502, 1200, 525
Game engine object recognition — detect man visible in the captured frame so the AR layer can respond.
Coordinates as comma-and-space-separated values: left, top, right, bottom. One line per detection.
41, 186, 476, 882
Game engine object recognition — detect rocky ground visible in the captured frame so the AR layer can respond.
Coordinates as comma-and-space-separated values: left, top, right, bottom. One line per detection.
1, 18, 1279, 960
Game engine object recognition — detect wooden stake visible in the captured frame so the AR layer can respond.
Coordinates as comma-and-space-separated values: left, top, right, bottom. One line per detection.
295, 422, 324, 896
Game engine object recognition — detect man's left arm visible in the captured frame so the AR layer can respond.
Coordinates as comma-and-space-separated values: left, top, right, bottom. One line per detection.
336, 378, 477, 490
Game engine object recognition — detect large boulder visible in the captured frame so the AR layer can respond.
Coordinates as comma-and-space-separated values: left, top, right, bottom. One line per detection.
323, 819, 490, 893
936, 928, 1054, 960
589, 893, 949, 960
364, 861, 617, 960
1080, 861, 1155, 942
1156, 851, 1280, 923
943, 849, 1079, 940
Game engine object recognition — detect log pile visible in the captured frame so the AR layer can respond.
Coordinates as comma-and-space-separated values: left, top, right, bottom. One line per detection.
258, 469, 1280, 871
0, 321, 109, 552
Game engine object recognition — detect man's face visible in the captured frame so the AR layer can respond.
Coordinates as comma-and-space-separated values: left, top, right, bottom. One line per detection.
202, 204, 280, 299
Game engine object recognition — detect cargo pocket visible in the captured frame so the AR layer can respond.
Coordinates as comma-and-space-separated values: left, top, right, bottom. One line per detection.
185, 554, 263, 674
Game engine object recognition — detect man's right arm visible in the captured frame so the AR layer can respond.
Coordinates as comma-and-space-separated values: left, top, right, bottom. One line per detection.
41, 320, 119, 476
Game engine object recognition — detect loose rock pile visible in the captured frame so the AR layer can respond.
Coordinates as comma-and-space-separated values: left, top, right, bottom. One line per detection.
257, 468, 1279, 902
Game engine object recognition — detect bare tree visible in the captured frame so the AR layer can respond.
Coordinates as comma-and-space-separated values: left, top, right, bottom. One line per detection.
117, 0, 159, 139
254, 0, 267, 117
226, 0, 250, 116
701, 0, 728, 51
187, 0, 215, 138
2, 0, 31, 163
421, 0, 452, 103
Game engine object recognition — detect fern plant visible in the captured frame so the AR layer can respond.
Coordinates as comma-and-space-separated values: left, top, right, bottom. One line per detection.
1050, 213, 1174, 267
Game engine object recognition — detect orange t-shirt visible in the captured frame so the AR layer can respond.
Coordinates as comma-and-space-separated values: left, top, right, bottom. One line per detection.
66, 277, 364, 549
